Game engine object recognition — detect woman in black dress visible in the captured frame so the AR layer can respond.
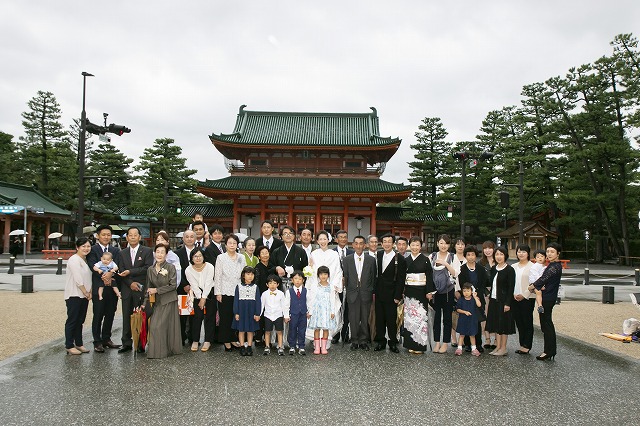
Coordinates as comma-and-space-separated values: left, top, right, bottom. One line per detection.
529, 243, 563, 361
485, 246, 516, 356
402, 236, 435, 354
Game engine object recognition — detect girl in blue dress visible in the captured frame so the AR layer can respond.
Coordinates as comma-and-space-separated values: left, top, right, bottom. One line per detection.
233, 266, 262, 356
307, 266, 336, 355
455, 282, 482, 356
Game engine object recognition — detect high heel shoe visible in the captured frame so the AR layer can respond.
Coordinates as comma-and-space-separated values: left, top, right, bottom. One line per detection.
536, 353, 555, 361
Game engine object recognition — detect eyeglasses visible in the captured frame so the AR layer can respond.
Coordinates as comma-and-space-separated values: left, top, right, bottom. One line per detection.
282, 232, 294, 236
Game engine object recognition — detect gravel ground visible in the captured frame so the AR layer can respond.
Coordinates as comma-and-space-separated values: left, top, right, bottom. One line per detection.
1, 290, 639, 361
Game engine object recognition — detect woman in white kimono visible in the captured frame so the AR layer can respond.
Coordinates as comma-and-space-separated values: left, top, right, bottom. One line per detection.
305, 231, 343, 344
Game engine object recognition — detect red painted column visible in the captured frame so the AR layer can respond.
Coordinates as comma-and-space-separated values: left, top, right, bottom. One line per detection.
44, 219, 51, 250
370, 202, 377, 236
2, 217, 10, 253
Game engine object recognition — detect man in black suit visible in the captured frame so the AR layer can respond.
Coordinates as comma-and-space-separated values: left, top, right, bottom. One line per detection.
332, 229, 354, 344
374, 234, 407, 353
255, 220, 283, 253
87, 225, 122, 352
175, 229, 196, 345
203, 223, 225, 267
342, 235, 377, 350
271, 225, 308, 287
116, 226, 154, 353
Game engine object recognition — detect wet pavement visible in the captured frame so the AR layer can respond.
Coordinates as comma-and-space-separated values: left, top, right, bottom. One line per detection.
1, 257, 640, 424
0, 325, 639, 425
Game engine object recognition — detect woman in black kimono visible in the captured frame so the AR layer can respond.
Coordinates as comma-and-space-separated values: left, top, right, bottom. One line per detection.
402, 236, 435, 354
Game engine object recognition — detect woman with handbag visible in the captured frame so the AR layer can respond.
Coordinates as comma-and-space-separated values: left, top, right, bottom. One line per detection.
428, 234, 457, 354
144, 243, 183, 359
485, 246, 516, 356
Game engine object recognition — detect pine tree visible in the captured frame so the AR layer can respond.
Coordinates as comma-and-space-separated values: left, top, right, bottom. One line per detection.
133, 138, 198, 223
0, 132, 18, 183
86, 142, 136, 212
19, 91, 68, 197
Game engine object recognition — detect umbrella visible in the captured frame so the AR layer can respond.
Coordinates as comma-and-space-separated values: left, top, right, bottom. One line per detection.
175, 231, 184, 238
82, 225, 97, 234
9, 229, 27, 236
140, 310, 148, 350
48, 232, 63, 239
130, 308, 143, 352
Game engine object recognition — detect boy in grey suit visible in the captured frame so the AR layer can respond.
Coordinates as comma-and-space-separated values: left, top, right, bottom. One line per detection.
342, 235, 377, 351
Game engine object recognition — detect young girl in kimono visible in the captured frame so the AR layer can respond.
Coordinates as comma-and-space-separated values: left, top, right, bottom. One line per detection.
307, 266, 335, 354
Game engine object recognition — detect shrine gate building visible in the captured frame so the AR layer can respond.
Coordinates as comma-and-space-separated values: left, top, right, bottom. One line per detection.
197, 106, 417, 240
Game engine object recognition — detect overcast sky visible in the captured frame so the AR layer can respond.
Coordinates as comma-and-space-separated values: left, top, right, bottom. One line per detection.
2, 1, 639, 188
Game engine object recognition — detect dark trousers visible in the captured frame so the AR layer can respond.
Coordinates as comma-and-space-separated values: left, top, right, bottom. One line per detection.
91, 286, 117, 345
513, 298, 535, 350
218, 295, 235, 343
121, 290, 143, 347
288, 313, 307, 348
374, 298, 398, 345
539, 300, 556, 355
180, 315, 190, 344
433, 290, 454, 343
191, 298, 216, 343
65, 297, 89, 349
333, 292, 350, 341
348, 294, 372, 345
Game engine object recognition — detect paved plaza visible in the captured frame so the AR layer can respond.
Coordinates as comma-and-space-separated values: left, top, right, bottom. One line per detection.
1, 257, 640, 424
0, 327, 639, 425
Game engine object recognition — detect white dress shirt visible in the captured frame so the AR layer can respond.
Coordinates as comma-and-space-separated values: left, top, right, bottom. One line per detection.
261, 289, 287, 321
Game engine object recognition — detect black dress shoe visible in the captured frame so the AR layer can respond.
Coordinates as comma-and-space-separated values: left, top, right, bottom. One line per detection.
389, 344, 400, 353
360, 344, 370, 351
477, 346, 485, 353
104, 340, 122, 349
331, 336, 340, 344
117, 346, 132, 354
373, 343, 386, 351
350, 343, 359, 351
136, 347, 145, 354
515, 349, 531, 355
94, 345, 105, 353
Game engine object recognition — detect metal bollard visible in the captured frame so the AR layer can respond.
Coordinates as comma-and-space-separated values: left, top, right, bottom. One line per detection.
21, 275, 34, 293
636, 269, 639, 286
602, 286, 615, 304
56, 257, 63, 275
584, 268, 589, 286
8, 256, 15, 274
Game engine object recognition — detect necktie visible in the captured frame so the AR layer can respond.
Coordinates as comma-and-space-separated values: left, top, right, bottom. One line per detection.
296, 289, 301, 299
266, 240, 270, 249
104, 247, 108, 253
196, 241, 201, 248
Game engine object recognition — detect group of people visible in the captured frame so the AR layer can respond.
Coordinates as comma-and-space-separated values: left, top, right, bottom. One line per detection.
64, 214, 562, 362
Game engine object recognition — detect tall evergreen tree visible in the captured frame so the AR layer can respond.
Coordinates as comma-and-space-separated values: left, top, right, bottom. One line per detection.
406, 117, 456, 241
86, 142, 136, 212
0, 132, 18, 183
133, 138, 198, 222
19, 91, 68, 197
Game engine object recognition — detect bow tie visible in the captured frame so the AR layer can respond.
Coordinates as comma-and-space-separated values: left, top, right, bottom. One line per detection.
270, 292, 277, 296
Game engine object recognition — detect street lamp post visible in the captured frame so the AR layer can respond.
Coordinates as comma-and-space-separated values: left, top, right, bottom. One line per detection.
453, 151, 494, 241
77, 71, 94, 237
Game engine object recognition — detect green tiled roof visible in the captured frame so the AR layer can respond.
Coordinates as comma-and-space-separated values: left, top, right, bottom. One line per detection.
0, 181, 71, 216
113, 203, 233, 218
376, 206, 446, 222
210, 106, 400, 148
198, 176, 411, 195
